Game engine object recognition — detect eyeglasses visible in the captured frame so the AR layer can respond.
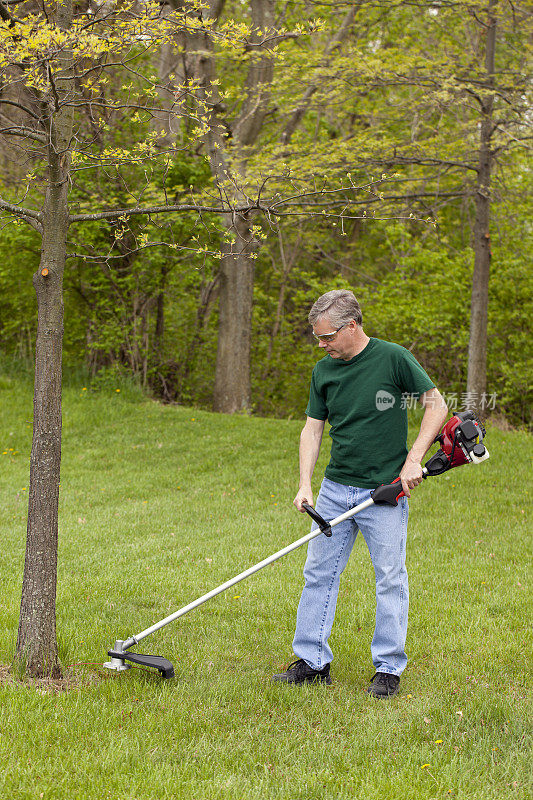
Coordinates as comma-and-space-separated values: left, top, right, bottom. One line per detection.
312, 322, 350, 342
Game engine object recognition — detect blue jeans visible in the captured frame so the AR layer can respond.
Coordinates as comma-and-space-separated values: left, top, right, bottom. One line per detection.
292, 477, 409, 676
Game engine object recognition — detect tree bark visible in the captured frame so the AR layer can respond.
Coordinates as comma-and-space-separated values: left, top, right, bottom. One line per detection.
467, 1, 497, 413
153, 264, 169, 359
15, 0, 73, 678
213, 213, 255, 412
16, 211, 68, 678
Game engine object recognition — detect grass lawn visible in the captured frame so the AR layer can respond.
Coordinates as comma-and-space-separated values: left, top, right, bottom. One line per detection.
0, 374, 531, 800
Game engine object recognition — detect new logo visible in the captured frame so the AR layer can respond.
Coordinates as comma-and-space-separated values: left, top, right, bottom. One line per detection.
375, 390, 396, 411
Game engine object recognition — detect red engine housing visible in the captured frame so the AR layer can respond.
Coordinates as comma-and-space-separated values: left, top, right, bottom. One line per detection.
438, 415, 471, 468
424, 410, 486, 477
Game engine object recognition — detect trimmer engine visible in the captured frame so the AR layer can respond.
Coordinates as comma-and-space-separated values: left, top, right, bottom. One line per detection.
423, 410, 489, 477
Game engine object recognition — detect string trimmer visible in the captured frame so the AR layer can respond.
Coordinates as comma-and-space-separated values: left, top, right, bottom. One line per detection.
104, 410, 489, 678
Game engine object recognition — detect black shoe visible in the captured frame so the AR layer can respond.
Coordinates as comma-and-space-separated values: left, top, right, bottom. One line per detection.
367, 672, 400, 698
272, 659, 332, 685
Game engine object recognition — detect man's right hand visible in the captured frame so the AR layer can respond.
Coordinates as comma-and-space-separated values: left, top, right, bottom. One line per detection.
293, 487, 314, 512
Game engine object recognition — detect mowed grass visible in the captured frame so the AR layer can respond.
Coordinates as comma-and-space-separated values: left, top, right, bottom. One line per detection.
0, 374, 531, 800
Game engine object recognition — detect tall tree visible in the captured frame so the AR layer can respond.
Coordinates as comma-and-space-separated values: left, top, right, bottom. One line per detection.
466, 0, 497, 410
14, 0, 75, 680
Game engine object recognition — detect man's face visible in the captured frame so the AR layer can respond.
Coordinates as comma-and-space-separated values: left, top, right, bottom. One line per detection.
313, 317, 355, 359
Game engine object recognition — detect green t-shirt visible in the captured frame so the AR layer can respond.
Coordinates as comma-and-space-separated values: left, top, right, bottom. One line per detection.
305, 337, 435, 488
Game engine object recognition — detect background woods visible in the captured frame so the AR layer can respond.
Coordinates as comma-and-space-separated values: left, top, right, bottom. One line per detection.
1, 0, 531, 425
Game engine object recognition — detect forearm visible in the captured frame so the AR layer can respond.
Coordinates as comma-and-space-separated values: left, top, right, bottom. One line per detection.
407, 389, 448, 464
400, 389, 447, 497
293, 419, 325, 510
299, 428, 323, 489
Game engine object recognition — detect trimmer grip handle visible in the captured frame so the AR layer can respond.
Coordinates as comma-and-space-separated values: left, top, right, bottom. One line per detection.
371, 477, 406, 506
301, 502, 332, 537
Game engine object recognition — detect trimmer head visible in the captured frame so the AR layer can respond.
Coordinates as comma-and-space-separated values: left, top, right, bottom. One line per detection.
104, 640, 174, 678
103, 641, 131, 672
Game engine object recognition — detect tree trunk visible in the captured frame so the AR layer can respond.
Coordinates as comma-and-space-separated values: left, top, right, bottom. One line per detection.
16, 209, 69, 679
154, 263, 170, 360
467, 1, 496, 413
213, 214, 255, 412
15, 0, 73, 678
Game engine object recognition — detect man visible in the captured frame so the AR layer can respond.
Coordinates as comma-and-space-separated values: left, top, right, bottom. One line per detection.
272, 290, 447, 697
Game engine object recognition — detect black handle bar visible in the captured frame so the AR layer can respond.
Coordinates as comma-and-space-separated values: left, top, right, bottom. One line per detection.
301, 502, 332, 537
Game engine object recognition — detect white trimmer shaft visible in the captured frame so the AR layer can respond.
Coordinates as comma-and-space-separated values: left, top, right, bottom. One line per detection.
104, 496, 375, 671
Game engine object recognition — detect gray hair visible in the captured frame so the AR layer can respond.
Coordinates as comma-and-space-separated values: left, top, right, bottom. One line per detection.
308, 289, 363, 327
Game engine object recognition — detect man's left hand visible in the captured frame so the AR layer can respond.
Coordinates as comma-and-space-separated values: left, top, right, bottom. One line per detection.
399, 458, 424, 498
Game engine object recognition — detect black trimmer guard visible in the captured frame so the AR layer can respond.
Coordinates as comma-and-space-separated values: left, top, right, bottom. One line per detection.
107, 649, 175, 679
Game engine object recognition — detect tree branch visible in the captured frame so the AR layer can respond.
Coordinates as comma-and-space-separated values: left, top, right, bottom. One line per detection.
68, 202, 256, 223
0, 0, 14, 24
0, 196, 43, 233
0, 126, 47, 144
0, 100, 41, 121
65, 241, 221, 260
272, 191, 468, 210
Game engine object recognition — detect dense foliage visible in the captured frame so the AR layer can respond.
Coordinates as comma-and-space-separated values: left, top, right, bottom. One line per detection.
1, 173, 530, 425
0, 0, 531, 425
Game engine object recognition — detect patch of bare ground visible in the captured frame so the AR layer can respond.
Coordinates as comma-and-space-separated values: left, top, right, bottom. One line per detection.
0, 663, 102, 693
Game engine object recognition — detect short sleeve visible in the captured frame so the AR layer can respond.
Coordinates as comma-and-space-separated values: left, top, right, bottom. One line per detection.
305, 368, 328, 420
395, 348, 435, 397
